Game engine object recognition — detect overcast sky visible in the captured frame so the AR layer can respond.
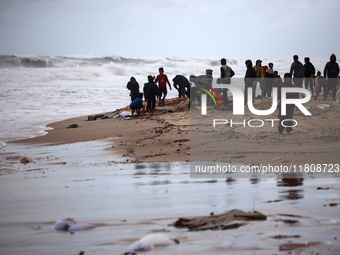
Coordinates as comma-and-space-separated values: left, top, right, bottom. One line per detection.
0, 0, 339, 59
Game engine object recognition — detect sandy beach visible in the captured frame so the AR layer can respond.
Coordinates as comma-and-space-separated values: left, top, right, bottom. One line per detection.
16, 95, 339, 166
0, 96, 340, 254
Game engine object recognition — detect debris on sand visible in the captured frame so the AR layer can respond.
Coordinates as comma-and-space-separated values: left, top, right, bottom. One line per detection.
20, 156, 33, 164
129, 233, 179, 252
171, 209, 266, 231
54, 218, 96, 232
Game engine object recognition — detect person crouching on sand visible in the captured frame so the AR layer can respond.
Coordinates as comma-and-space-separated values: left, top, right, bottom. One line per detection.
130, 93, 145, 117
143, 76, 160, 117
155, 67, 172, 106
277, 73, 299, 135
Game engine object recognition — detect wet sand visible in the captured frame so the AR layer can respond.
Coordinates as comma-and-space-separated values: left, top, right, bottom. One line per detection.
0, 97, 340, 254
0, 139, 340, 254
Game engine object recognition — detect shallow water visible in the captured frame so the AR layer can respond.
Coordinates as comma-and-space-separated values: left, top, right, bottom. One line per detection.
0, 140, 339, 254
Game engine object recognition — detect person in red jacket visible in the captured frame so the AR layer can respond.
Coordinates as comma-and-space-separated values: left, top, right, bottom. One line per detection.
155, 67, 172, 105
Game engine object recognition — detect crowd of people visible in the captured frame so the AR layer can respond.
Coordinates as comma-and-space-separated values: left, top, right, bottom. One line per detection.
125, 54, 339, 133
126, 67, 190, 117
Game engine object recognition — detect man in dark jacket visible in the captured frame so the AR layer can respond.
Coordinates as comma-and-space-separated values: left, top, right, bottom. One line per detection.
126, 77, 140, 102
172, 75, 190, 98
304, 57, 316, 97
290, 55, 305, 88
143, 75, 160, 116
244, 60, 257, 105
323, 54, 339, 100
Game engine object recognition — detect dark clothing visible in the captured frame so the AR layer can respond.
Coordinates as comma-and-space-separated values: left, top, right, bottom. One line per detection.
127, 81, 139, 101
173, 75, 190, 98
324, 54, 339, 78
264, 72, 275, 97
304, 62, 315, 78
143, 81, 159, 110
324, 54, 339, 99
304, 61, 316, 90
290, 60, 305, 78
244, 61, 256, 104
277, 81, 299, 133
290, 60, 305, 88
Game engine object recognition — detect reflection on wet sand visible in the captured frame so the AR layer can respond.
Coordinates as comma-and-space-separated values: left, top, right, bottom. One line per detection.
277, 175, 305, 201
0, 142, 339, 255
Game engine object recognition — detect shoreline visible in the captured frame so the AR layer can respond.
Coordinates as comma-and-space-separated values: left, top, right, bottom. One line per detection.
12, 96, 340, 166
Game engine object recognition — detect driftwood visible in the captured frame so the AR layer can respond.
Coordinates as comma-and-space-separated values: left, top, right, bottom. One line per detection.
171, 209, 266, 231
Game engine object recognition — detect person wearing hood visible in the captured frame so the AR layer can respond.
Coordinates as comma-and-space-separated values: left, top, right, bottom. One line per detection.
323, 54, 339, 100
244, 60, 257, 105
127, 77, 140, 102
290, 55, 305, 88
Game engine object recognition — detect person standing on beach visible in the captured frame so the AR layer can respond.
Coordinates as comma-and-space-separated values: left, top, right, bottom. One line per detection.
304, 57, 316, 98
244, 60, 257, 105
253, 60, 265, 98
277, 73, 299, 135
155, 67, 172, 105
314, 71, 327, 100
143, 75, 160, 117
272, 71, 283, 88
264, 62, 275, 97
126, 77, 139, 102
290, 55, 305, 88
220, 58, 235, 105
323, 53, 339, 100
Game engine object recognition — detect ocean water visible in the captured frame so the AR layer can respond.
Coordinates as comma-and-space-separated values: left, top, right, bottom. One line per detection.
0, 55, 329, 145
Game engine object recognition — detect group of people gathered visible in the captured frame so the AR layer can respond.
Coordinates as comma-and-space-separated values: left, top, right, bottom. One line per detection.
126, 67, 190, 117
126, 54, 339, 127
244, 54, 340, 102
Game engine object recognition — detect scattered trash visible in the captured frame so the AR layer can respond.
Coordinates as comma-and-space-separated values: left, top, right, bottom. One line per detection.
88, 114, 108, 121
317, 187, 331, 190
272, 157, 282, 161
129, 233, 179, 252
171, 209, 266, 231
54, 218, 96, 232
67, 124, 78, 129
20, 156, 33, 164
113, 111, 132, 120
317, 104, 330, 109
